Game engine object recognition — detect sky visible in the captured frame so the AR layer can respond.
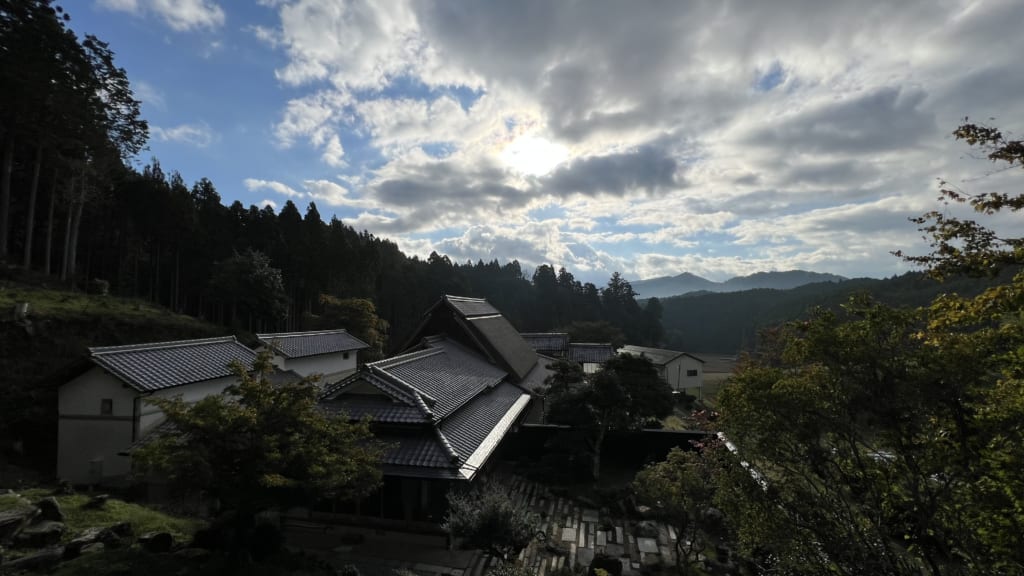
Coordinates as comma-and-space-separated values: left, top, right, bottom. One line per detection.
66, 0, 1024, 283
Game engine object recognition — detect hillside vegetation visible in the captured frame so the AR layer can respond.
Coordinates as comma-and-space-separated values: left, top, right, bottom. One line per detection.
0, 279, 229, 472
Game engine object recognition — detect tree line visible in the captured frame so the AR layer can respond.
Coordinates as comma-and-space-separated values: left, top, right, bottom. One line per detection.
0, 1, 661, 352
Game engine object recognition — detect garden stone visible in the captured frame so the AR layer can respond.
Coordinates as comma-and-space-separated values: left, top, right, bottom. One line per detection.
0, 506, 39, 543
83, 494, 108, 509
634, 521, 659, 539
139, 531, 174, 553
98, 522, 134, 548
3, 546, 65, 572
14, 520, 66, 548
35, 497, 64, 522
64, 527, 104, 559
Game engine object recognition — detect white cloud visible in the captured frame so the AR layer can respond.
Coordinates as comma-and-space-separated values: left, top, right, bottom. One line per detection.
243, 178, 301, 198
133, 80, 165, 110
248, 0, 1024, 282
151, 123, 216, 147
259, 199, 278, 209
97, 0, 225, 31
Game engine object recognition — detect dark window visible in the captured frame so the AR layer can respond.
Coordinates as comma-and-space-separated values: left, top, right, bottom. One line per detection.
686, 369, 699, 377
100, 398, 113, 415
343, 351, 350, 360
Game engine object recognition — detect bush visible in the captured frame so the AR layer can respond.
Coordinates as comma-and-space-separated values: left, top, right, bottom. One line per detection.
444, 482, 539, 560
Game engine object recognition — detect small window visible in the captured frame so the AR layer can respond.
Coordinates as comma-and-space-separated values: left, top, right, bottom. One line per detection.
343, 351, 350, 360
686, 369, 699, 377
100, 398, 113, 415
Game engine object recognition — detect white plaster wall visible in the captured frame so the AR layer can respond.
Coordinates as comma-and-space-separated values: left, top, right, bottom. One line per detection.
665, 356, 704, 391
282, 352, 357, 384
139, 375, 237, 436
57, 367, 138, 484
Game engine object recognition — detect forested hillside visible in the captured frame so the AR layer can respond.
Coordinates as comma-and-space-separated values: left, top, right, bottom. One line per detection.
0, 1, 662, 357
659, 271, 1006, 353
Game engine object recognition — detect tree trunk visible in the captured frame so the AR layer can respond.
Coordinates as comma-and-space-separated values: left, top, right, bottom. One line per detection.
591, 426, 606, 480
0, 133, 14, 262
22, 143, 43, 269
66, 172, 87, 287
60, 204, 71, 282
44, 169, 57, 275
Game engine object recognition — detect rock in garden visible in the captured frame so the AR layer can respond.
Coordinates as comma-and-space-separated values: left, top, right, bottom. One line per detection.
35, 497, 64, 522
0, 506, 39, 543
139, 531, 173, 553
98, 522, 134, 548
2, 546, 65, 572
64, 527, 104, 559
14, 520, 66, 548
83, 494, 109, 509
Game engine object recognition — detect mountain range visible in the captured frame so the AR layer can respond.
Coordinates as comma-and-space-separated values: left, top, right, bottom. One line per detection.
631, 270, 847, 299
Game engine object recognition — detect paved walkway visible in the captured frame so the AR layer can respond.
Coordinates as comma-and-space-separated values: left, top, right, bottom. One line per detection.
285, 474, 680, 576
496, 474, 677, 576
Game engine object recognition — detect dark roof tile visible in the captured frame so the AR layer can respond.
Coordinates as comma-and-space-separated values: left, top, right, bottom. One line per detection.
257, 330, 369, 359
90, 336, 255, 392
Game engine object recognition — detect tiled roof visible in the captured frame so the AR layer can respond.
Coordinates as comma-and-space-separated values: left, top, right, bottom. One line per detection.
90, 336, 255, 392
569, 343, 615, 364
320, 395, 429, 424
322, 335, 532, 480
618, 345, 705, 366
519, 358, 554, 394
256, 329, 369, 359
372, 339, 506, 418
521, 333, 570, 353
443, 295, 501, 318
467, 315, 537, 381
440, 382, 528, 466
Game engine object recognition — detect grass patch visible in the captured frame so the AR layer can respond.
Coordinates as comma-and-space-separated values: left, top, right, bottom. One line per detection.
2, 488, 201, 543
0, 282, 212, 327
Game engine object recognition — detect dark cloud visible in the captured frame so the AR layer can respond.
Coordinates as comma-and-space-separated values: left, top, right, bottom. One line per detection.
744, 87, 936, 154
543, 145, 680, 197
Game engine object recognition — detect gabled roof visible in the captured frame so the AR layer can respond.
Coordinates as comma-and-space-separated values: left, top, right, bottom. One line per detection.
569, 343, 615, 364
321, 336, 531, 480
521, 332, 570, 354
256, 329, 369, 359
617, 345, 705, 366
404, 295, 539, 382
89, 336, 255, 392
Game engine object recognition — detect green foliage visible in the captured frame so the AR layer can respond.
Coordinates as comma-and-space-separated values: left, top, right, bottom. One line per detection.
208, 249, 289, 330
634, 444, 722, 574
133, 351, 386, 555
546, 354, 674, 479
312, 294, 389, 361
444, 482, 539, 561
712, 121, 1024, 576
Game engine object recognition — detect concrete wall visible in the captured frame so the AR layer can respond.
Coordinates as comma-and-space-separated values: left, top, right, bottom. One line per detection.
57, 367, 138, 484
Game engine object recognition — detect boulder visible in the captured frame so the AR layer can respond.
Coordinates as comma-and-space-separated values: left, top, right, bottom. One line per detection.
83, 494, 109, 509
2, 546, 65, 572
64, 527, 105, 559
35, 496, 64, 522
98, 522, 134, 548
0, 506, 39, 544
138, 531, 174, 553
14, 520, 66, 548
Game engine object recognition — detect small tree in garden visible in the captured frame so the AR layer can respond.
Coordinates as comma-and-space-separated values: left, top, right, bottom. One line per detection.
444, 481, 539, 561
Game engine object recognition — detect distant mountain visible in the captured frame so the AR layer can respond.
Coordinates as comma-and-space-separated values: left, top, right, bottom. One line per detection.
632, 270, 847, 299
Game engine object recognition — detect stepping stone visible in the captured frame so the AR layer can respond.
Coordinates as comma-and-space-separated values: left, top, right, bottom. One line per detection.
615, 526, 624, 543
637, 537, 659, 554
667, 526, 677, 542
562, 527, 577, 542
581, 509, 599, 523
577, 547, 595, 567
578, 525, 587, 547
597, 531, 607, 546
605, 543, 625, 557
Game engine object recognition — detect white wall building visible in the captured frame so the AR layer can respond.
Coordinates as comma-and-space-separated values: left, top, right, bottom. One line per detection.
257, 329, 369, 387
617, 345, 706, 392
57, 336, 256, 485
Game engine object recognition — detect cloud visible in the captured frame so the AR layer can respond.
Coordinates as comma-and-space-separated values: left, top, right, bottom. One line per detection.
151, 123, 216, 147
97, 0, 225, 31
249, 0, 1024, 283
259, 199, 278, 209
133, 80, 165, 110
243, 178, 301, 198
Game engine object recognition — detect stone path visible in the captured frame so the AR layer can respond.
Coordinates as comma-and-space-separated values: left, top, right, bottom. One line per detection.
468, 474, 677, 576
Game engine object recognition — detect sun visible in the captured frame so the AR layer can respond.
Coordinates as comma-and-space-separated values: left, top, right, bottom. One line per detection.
500, 135, 569, 177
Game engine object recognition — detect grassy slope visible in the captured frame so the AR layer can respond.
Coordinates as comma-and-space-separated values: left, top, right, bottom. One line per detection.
0, 281, 231, 473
